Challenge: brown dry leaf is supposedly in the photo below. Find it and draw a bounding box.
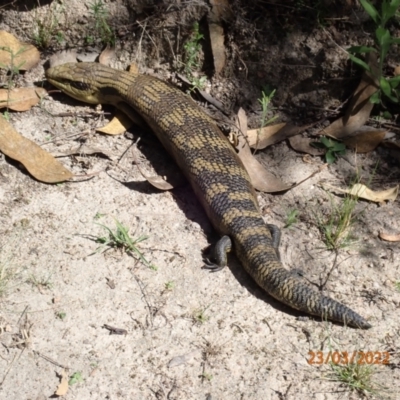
[54,369,69,396]
[208,22,225,74]
[236,108,292,193]
[248,123,310,149]
[322,183,398,203]
[49,50,78,68]
[99,45,116,66]
[208,0,230,74]
[288,135,325,155]
[0,87,47,111]
[394,65,400,76]
[96,111,133,135]
[0,115,73,183]
[320,53,379,139]
[128,62,139,74]
[379,232,400,242]
[342,127,386,153]
[0,30,40,71]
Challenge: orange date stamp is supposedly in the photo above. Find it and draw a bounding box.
[307,351,390,365]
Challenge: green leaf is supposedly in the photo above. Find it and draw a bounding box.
[375,27,391,60]
[380,77,392,96]
[391,37,400,44]
[320,136,333,148]
[369,91,381,104]
[69,371,83,385]
[359,0,380,23]
[388,75,400,88]
[347,46,377,54]
[325,150,335,164]
[381,0,400,24]
[332,142,346,152]
[348,54,371,72]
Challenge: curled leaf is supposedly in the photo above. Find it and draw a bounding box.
[320,53,379,139]
[342,128,386,153]
[322,183,398,203]
[96,111,133,135]
[0,115,73,183]
[0,87,47,111]
[54,369,69,396]
[0,30,40,71]
[235,108,292,193]
[379,232,400,242]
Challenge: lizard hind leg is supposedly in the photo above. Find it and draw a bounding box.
[203,235,232,272]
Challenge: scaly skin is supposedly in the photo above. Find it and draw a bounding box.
[46,62,371,329]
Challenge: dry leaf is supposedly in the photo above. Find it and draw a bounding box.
[342,127,386,153]
[394,65,400,76]
[99,45,116,66]
[208,0,230,74]
[320,53,379,139]
[49,50,78,68]
[236,108,292,193]
[208,22,225,74]
[55,369,69,396]
[0,87,47,111]
[247,123,310,149]
[0,31,40,71]
[288,135,325,155]
[379,232,400,242]
[96,111,133,135]
[0,115,73,183]
[128,62,139,74]
[247,123,286,147]
[322,183,398,203]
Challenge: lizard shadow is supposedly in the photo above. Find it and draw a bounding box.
[121,130,337,326]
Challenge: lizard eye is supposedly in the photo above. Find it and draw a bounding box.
[71,81,89,91]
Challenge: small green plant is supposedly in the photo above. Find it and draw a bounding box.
[1,111,11,121]
[395,281,400,291]
[164,281,175,290]
[253,86,277,152]
[56,311,66,320]
[348,0,400,103]
[200,372,213,381]
[55,31,65,45]
[88,0,115,45]
[0,46,27,91]
[183,22,206,90]
[94,220,155,269]
[316,191,359,250]
[28,273,53,290]
[193,306,210,325]
[68,371,84,386]
[32,2,65,49]
[94,212,105,220]
[284,209,299,228]
[328,362,382,396]
[312,136,346,164]
[184,22,203,75]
